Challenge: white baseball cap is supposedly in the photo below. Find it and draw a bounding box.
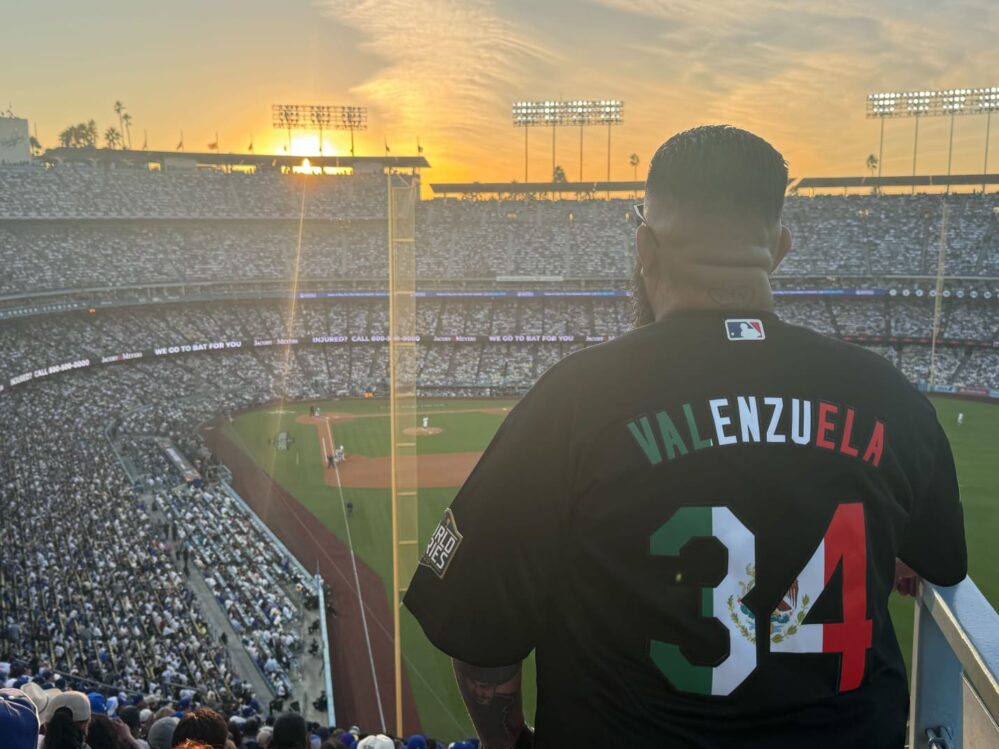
[357,735,395,749]
[44,690,91,724]
[19,682,59,718]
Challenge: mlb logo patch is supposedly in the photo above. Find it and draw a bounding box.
[725,318,765,341]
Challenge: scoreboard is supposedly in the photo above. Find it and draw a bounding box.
[0,117,30,164]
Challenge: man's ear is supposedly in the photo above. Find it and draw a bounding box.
[636,224,658,278]
[772,224,792,272]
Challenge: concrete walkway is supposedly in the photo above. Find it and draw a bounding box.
[146,493,274,706]
[288,589,331,726]
[143,486,332,725]
[184,564,275,705]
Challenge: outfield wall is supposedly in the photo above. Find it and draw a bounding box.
[919,383,999,403]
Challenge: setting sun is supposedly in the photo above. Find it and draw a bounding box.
[277,133,340,157]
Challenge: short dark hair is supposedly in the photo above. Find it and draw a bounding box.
[171,708,228,749]
[646,125,788,222]
[272,713,308,749]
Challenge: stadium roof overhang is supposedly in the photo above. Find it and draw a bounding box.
[431,180,640,195]
[40,147,430,170]
[430,174,999,195]
[794,174,999,189]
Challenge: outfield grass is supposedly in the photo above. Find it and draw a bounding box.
[888,397,999,675]
[226,395,998,738]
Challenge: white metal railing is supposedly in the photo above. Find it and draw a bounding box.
[219,478,336,723]
[316,572,337,727]
[909,577,999,748]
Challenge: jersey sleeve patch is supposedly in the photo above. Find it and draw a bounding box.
[420,508,464,579]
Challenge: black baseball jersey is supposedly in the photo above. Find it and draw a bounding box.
[404,309,967,748]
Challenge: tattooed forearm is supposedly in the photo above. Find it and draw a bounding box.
[453,659,530,749]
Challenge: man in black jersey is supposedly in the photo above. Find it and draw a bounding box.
[404,125,967,748]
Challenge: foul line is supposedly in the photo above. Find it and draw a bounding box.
[326,419,387,733]
[225,422,468,735]
[320,421,466,735]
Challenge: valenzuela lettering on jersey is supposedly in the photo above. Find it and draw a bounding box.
[626,396,885,468]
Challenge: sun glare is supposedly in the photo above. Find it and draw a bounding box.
[285,134,342,158]
[290,134,320,156]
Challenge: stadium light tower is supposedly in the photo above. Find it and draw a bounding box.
[310,106,334,156]
[272,104,303,154]
[272,104,368,156]
[866,87,999,193]
[334,106,368,157]
[513,99,623,183]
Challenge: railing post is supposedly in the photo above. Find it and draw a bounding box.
[909,578,999,748]
[910,583,963,747]
[316,572,337,728]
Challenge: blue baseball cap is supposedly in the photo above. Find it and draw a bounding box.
[0,688,40,749]
[88,692,107,715]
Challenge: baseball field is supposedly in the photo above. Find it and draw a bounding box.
[212,395,998,738]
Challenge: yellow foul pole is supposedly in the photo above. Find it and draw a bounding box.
[388,172,419,735]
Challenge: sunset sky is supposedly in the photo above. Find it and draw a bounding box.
[3,0,997,186]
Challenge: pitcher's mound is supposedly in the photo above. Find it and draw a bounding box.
[404,426,443,436]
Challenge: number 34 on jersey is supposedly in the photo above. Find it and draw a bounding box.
[649,502,872,697]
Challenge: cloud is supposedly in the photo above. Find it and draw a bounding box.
[587,0,999,173]
[316,0,999,179]
[319,0,558,174]
[591,0,998,89]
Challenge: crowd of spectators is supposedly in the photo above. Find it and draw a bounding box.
[0,296,996,394]
[0,339,517,743]
[779,193,998,276]
[0,164,387,220]
[0,165,995,294]
[153,485,310,699]
[0,222,388,293]
[0,685,472,749]
[0,352,323,723]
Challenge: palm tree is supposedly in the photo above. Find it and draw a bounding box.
[83,120,98,147]
[121,112,133,149]
[104,127,122,149]
[58,123,97,148]
[865,154,878,176]
[629,153,640,181]
[29,135,42,156]
[552,165,567,183]
[114,101,126,147]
